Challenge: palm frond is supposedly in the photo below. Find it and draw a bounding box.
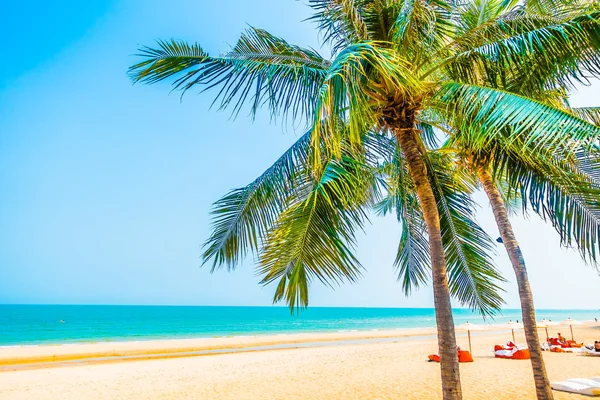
[572,107,600,126]
[375,150,430,294]
[202,131,312,271]
[435,83,600,157]
[437,10,600,94]
[129,28,330,121]
[395,199,431,293]
[457,0,519,32]
[129,39,208,84]
[391,0,452,63]
[572,147,600,186]
[496,147,600,266]
[258,155,374,311]
[525,0,581,16]
[308,0,370,54]
[417,121,440,148]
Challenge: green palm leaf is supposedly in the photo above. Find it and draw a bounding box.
[437,10,600,94]
[391,0,452,61]
[202,131,312,271]
[375,151,430,294]
[572,107,600,126]
[497,147,600,266]
[129,28,330,120]
[307,0,370,54]
[457,0,519,31]
[258,155,373,311]
[202,127,390,273]
[435,83,600,156]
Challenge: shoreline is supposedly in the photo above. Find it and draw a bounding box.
[2,305,598,348]
[1,326,599,399]
[2,322,598,370]
[0,327,438,368]
[3,318,598,348]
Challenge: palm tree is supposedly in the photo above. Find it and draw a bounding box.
[440,135,600,400]
[129,2,600,398]
[431,2,600,397]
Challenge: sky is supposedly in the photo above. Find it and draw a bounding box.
[1,0,599,310]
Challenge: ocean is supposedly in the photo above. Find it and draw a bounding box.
[0,305,597,346]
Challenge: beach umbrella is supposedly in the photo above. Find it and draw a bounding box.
[505,321,524,343]
[539,319,559,340]
[457,322,485,354]
[562,318,583,341]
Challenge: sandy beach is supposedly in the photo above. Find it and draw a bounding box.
[1,325,599,399]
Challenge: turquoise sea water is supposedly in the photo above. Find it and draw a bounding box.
[0,305,597,346]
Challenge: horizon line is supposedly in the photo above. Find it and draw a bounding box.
[1,303,598,311]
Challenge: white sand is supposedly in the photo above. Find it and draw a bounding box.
[1,325,599,399]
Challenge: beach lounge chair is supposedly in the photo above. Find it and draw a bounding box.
[551,377,600,396]
[494,342,530,359]
[549,346,585,353]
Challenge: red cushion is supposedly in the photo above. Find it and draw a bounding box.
[511,349,530,360]
[458,350,474,362]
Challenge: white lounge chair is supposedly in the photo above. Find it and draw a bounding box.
[551,377,600,396]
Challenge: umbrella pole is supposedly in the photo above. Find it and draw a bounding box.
[570,325,574,341]
[545,327,549,342]
[512,329,516,343]
[468,330,472,354]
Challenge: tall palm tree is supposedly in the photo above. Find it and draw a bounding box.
[438,135,600,400]
[431,1,600,397]
[129,2,600,398]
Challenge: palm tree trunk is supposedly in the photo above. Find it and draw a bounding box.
[396,128,462,400]
[477,166,553,400]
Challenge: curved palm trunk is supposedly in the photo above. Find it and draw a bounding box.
[477,166,553,400]
[396,128,462,400]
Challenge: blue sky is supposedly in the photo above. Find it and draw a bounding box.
[1,0,599,309]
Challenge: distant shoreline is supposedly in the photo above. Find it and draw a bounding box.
[1,319,598,348]
[2,322,599,371]
[0,327,439,370]
[0,328,437,371]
